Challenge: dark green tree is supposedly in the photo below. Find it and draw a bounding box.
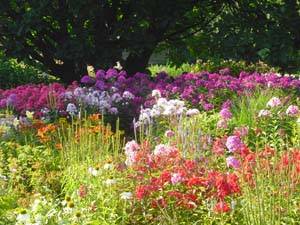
[164,0,300,73]
[0,0,230,83]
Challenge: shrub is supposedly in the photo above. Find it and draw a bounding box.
[0,53,57,89]
[148,59,280,77]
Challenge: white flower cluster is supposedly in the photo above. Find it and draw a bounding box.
[64,87,135,116]
[137,90,200,125]
[15,195,50,225]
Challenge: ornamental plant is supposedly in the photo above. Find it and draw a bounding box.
[123,140,241,224]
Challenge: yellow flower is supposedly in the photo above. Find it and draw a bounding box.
[25,111,34,119]
[13,118,20,127]
[87,65,95,77]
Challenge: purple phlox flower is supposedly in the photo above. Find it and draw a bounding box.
[105,68,118,79]
[226,156,241,169]
[109,107,118,115]
[220,108,232,120]
[96,69,106,80]
[226,136,243,153]
[203,103,214,111]
[95,80,106,90]
[6,94,17,107]
[80,75,95,84]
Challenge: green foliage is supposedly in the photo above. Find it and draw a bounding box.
[0,53,57,89]
[240,150,300,225]
[148,59,279,76]
[160,1,300,74]
[0,141,61,197]
[231,88,299,150]
[0,0,229,82]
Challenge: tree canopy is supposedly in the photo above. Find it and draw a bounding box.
[164,0,300,73]
[0,0,231,82]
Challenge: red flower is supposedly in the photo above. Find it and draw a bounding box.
[135,185,149,200]
[151,197,167,208]
[212,138,226,155]
[160,171,171,184]
[184,160,197,170]
[259,146,275,158]
[186,177,207,187]
[77,184,88,198]
[214,201,231,213]
[240,145,251,158]
[168,191,183,199]
[227,173,240,194]
[184,193,198,202]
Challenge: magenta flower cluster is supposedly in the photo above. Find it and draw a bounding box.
[1,68,300,120]
[81,69,300,112]
[0,82,78,117]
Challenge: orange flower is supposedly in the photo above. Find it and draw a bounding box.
[89,114,101,122]
[37,124,57,143]
[55,143,63,150]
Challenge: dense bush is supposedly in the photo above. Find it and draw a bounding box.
[0,53,56,89]
[148,59,280,77]
[1,68,299,133]
[0,87,299,224]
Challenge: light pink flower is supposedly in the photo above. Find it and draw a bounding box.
[217,119,228,129]
[124,140,140,166]
[186,108,200,116]
[165,130,175,138]
[226,156,241,169]
[153,144,177,156]
[171,173,184,184]
[258,109,271,117]
[286,105,299,117]
[266,97,281,108]
[234,126,249,137]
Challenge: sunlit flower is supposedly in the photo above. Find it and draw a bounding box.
[88,167,99,176]
[171,173,184,184]
[104,178,117,186]
[226,136,243,152]
[286,105,299,116]
[164,130,175,138]
[153,144,177,156]
[103,163,114,170]
[16,211,30,223]
[226,156,241,169]
[25,111,34,119]
[13,118,20,128]
[120,192,133,200]
[266,97,281,108]
[258,109,271,117]
[152,89,161,98]
[124,140,140,166]
[186,108,200,116]
[66,103,77,116]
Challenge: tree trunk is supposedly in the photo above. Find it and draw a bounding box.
[124,48,154,76]
[50,61,83,84]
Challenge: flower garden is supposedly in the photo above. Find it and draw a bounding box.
[0,67,300,225]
